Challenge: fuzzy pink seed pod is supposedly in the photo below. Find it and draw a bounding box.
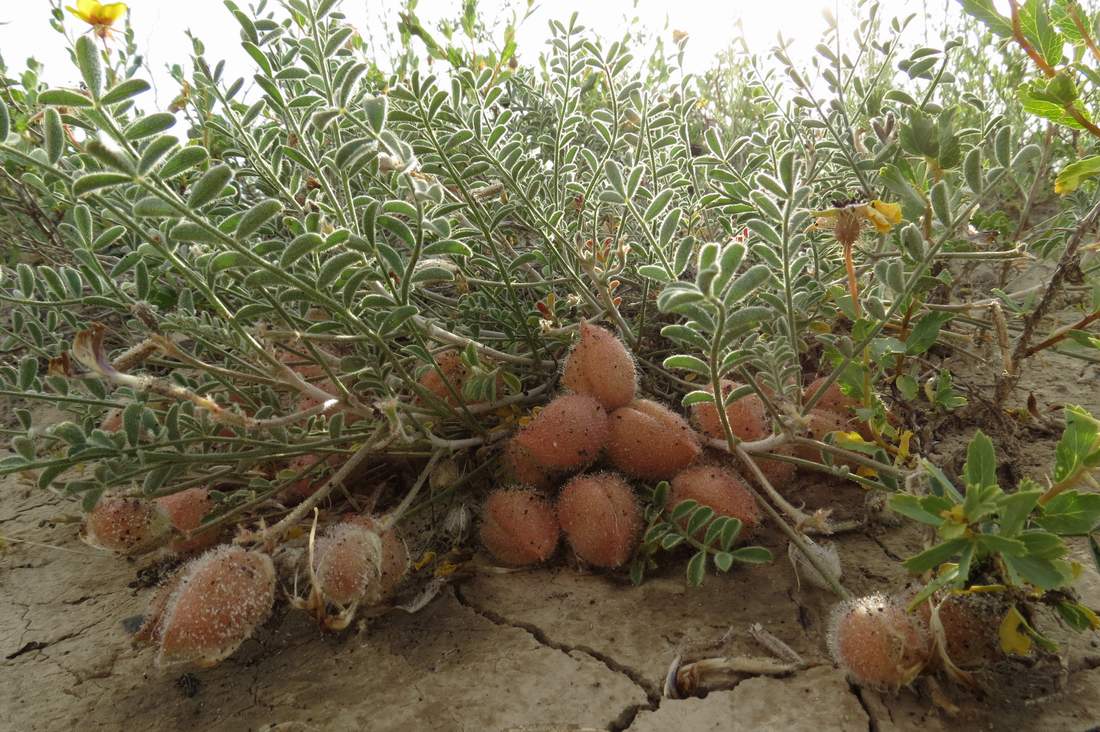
[792,409,850,462]
[804,376,859,413]
[479,489,560,566]
[557,473,641,568]
[82,495,171,555]
[691,380,769,441]
[827,594,931,690]
[345,515,410,602]
[912,592,1007,670]
[99,408,123,432]
[668,465,760,535]
[156,488,220,555]
[748,444,799,489]
[561,322,637,411]
[513,394,609,472]
[312,524,383,608]
[502,439,553,489]
[281,453,344,502]
[418,350,470,406]
[606,399,701,480]
[152,546,276,668]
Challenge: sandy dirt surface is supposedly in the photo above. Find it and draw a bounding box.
[2,342,1100,730]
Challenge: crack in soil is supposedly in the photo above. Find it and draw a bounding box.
[867,533,903,563]
[452,583,661,730]
[847,681,877,732]
[5,639,49,659]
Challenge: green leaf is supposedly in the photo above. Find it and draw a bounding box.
[123,112,176,141]
[133,196,178,218]
[75,36,103,97]
[364,95,388,135]
[187,164,233,208]
[978,533,1028,557]
[1054,406,1099,482]
[686,551,707,587]
[0,97,9,139]
[159,146,209,179]
[380,305,418,335]
[137,135,180,175]
[638,265,672,282]
[169,222,221,243]
[670,499,699,522]
[1090,533,1100,575]
[964,429,997,490]
[902,537,969,573]
[959,0,1012,37]
[43,108,63,164]
[1056,155,1100,195]
[422,240,472,257]
[1003,554,1073,590]
[101,78,151,105]
[1019,81,1091,131]
[38,88,94,108]
[728,546,773,564]
[723,264,770,306]
[998,489,1042,537]
[236,199,283,239]
[662,354,710,376]
[905,312,954,355]
[888,494,945,525]
[1036,491,1100,535]
[1018,0,1065,67]
[899,108,938,158]
[714,551,734,572]
[280,232,324,267]
[73,172,131,196]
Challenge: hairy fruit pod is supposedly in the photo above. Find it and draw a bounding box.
[479,488,560,566]
[513,394,609,472]
[557,473,641,568]
[607,399,700,480]
[561,322,637,411]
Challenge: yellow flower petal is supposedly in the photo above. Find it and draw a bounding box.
[98,3,128,23]
[870,200,902,225]
[998,606,1033,656]
[67,0,127,28]
[66,4,92,23]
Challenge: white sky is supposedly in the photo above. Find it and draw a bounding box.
[0,1,951,106]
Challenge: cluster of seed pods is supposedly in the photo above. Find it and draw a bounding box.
[827,589,1018,691]
[80,327,870,670]
[82,480,410,667]
[481,323,806,571]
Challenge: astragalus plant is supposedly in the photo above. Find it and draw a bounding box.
[0,0,1097,686]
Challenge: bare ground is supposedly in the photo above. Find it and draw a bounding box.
[3,337,1100,730]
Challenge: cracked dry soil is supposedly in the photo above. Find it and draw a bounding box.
[3,349,1100,730]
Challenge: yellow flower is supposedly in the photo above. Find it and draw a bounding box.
[810,199,904,242]
[66,0,127,39]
